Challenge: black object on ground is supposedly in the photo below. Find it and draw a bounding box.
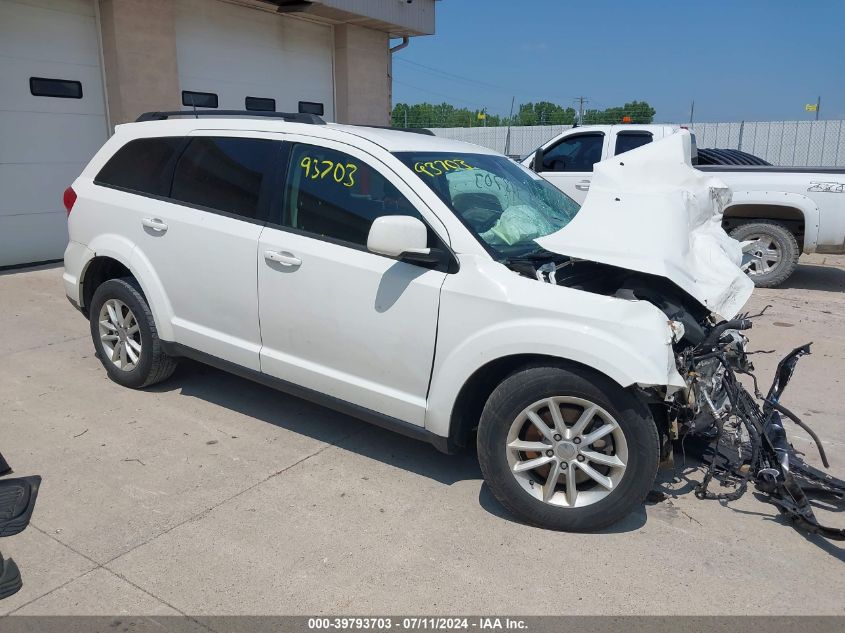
[0,476,41,537]
[0,553,22,600]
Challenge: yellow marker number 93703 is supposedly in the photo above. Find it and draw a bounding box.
[300,156,357,188]
[414,159,474,177]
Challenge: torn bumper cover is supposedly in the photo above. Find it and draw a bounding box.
[537,130,754,320]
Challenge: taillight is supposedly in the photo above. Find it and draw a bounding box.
[63,186,77,216]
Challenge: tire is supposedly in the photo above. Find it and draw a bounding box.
[89,277,177,388]
[477,365,659,531]
[730,222,799,288]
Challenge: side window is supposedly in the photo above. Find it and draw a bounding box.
[246,96,275,111]
[284,143,428,247]
[30,77,82,99]
[182,91,217,108]
[541,133,604,172]
[95,137,184,196]
[170,137,278,220]
[614,131,653,155]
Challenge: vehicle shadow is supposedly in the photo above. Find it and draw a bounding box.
[777,263,845,292]
[151,359,649,533]
[150,359,482,487]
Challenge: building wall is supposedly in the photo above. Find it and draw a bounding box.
[316,0,435,36]
[334,24,390,126]
[98,0,395,127]
[98,0,181,125]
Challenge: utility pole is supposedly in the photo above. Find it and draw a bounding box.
[689,100,695,125]
[403,106,408,128]
[574,96,588,125]
[504,96,515,156]
[816,96,821,121]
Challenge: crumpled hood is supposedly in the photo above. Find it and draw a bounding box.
[536,131,754,319]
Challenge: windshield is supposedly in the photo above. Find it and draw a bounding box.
[394,152,581,259]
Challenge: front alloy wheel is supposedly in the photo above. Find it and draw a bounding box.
[477,365,659,532]
[506,397,628,508]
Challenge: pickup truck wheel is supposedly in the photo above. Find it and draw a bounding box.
[89,278,177,389]
[477,365,658,531]
[730,222,799,288]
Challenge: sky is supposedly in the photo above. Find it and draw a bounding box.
[391,0,845,123]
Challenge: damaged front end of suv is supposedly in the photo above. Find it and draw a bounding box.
[398,132,842,535]
[528,132,845,539]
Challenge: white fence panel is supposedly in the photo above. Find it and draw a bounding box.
[427,120,845,166]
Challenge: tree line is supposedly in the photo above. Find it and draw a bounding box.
[390,100,656,128]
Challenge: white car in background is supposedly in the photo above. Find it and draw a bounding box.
[523,124,845,286]
[63,113,754,532]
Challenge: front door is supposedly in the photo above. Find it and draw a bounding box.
[537,131,607,203]
[257,138,449,425]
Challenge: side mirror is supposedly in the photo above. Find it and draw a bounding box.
[367,215,430,259]
[532,146,545,172]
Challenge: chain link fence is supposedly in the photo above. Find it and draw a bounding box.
[424,120,845,166]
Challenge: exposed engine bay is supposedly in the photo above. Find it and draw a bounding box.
[507,254,845,540]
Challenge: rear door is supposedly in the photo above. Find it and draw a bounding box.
[257,137,449,425]
[94,132,281,370]
[536,131,608,203]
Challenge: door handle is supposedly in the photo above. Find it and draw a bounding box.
[142,217,168,232]
[264,250,302,267]
[574,180,591,191]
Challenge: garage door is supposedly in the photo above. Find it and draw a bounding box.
[174,0,335,120]
[0,0,108,267]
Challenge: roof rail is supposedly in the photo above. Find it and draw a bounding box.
[135,110,326,124]
[360,125,435,136]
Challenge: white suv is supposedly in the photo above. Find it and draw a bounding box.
[63,112,752,531]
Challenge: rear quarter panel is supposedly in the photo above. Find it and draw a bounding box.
[708,169,845,253]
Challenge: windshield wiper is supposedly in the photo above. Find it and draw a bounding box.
[506,247,554,262]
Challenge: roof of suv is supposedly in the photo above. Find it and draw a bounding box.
[116,117,499,156]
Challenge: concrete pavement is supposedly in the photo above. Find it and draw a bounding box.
[0,256,843,616]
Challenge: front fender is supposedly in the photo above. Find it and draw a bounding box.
[726,191,820,253]
[425,300,684,439]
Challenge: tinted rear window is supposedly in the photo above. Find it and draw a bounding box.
[170,137,278,220]
[95,137,184,196]
[614,132,653,155]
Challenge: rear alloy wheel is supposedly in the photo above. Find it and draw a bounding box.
[89,277,177,389]
[98,299,142,372]
[477,365,658,531]
[730,222,799,288]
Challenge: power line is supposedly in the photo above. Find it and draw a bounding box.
[392,79,488,110]
[394,58,515,93]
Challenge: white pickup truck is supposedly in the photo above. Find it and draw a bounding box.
[522,124,845,286]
